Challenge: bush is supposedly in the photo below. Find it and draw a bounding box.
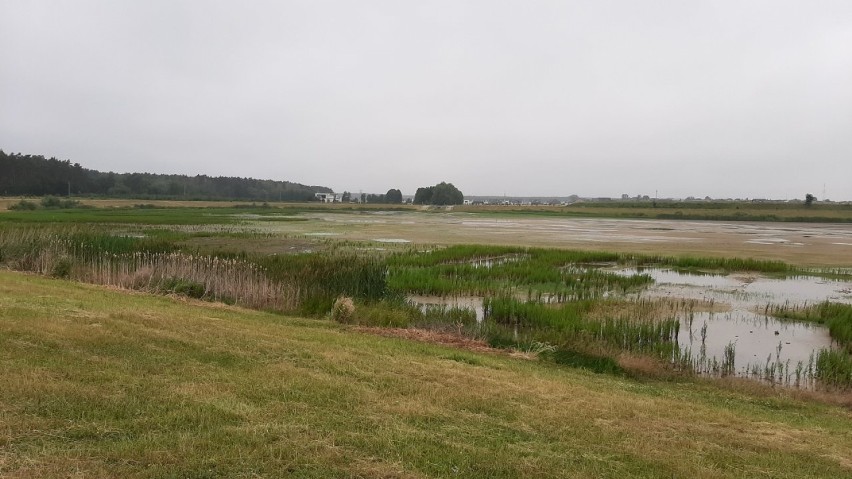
[40,196,82,209]
[159,277,206,299]
[51,257,73,279]
[8,200,38,211]
[331,296,356,323]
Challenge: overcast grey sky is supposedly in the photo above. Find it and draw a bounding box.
[1,1,851,199]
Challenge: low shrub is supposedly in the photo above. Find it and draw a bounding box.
[159,277,206,299]
[51,257,73,279]
[331,296,356,323]
[8,200,38,211]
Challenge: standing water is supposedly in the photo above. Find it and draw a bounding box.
[614,267,852,384]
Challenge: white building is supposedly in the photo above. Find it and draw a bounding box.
[315,192,341,203]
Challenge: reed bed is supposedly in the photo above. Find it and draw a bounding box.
[257,252,387,314]
[0,225,376,314]
[481,296,680,357]
[80,252,299,311]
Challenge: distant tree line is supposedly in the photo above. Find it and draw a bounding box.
[414,182,464,205]
[0,150,332,201]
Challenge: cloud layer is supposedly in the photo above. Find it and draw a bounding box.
[2,1,851,199]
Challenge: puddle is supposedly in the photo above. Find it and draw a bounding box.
[678,310,833,385]
[613,268,852,307]
[374,238,411,243]
[613,267,852,383]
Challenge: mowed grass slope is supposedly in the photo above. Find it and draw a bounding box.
[1,271,850,478]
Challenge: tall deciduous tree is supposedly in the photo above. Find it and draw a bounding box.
[385,188,402,203]
[431,182,464,205]
[413,186,433,205]
[805,193,816,206]
[414,182,463,205]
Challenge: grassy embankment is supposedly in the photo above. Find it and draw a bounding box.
[1,270,851,478]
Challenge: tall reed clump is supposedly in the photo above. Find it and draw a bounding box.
[481,296,679,356]
[255,252,387,315]
[0,224,177,273]
[645,255,792,274]
[81,252,299,311]
[815,349,852,388]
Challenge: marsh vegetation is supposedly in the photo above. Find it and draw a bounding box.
[2,206,851,390]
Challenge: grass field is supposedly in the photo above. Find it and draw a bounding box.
[1,270,851,478]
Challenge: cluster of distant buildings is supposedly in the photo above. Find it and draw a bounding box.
[318,192,848,205]
[314,192,414,204]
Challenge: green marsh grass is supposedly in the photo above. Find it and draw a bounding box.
[815,349,852,387]
[388,245,795,298]
[479,296,682,373]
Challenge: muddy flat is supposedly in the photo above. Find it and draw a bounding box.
[250,211,852,267]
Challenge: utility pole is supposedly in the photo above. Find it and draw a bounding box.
[68,181,71,197]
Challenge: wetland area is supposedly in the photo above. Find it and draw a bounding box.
[3,203,850,390]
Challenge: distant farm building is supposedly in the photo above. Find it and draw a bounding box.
[315,192,341,203]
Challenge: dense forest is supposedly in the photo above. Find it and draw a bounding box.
[0,150,332,201]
